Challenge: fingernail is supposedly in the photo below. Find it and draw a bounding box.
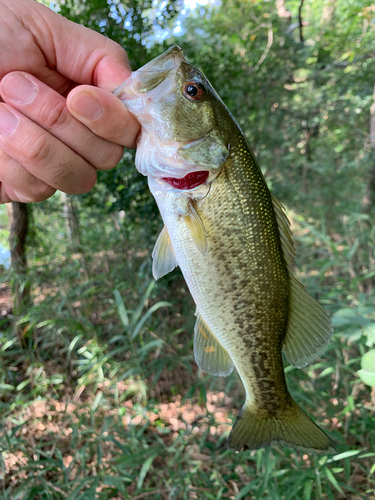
[2,74,36,104]
[70,92,103,121]
[0,107,19,136]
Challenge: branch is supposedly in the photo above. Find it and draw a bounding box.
[298,0,305,43]
[253,24,273,71]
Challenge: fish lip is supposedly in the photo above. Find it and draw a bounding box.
[132,46,185,94]
[114,46,185,99]
[137,46,185,75]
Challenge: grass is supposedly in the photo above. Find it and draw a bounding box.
[0,199,375,499]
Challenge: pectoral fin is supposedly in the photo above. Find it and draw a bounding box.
[183,202,208,256]
[152,226,178,280]
[194,310,234,377]
[283,276,333,368]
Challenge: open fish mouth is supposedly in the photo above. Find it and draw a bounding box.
[161,171,209,190]
[137,45,184,73]
[116,46,185,98]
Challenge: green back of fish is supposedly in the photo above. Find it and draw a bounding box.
[195,126,290,399]
[195,127,334,453]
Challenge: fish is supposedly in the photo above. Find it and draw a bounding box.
[115,46,335,453]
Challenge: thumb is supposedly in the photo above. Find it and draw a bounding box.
[83,40,132,92]
[23,0,133,91]
[52,21,132,91]
[67,85,140,149]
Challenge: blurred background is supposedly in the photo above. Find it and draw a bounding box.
[1,0,375,498]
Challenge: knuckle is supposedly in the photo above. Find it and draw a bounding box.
[22,133,52,164]
[98,145,124,170]
[105,38,124,56]
[40,100,71,131]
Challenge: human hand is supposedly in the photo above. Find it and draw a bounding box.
[0,0,139,203]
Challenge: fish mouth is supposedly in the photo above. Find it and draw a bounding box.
[117,46,185,98]
[136,46,184,76]
[161,171,209,190]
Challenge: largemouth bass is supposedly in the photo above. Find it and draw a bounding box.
[116,46,334,453]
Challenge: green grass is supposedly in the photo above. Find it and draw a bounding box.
[0,203,375,499]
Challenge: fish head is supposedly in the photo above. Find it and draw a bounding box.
[116,46,234,192]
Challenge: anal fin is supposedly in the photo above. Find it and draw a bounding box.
[283,276,333,368]
[194,310,234,377]
[152,226,178,280]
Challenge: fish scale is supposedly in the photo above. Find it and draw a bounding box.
[155,142,292,412]
[118,45,335,453]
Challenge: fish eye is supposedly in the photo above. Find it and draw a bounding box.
[184,82,205,101]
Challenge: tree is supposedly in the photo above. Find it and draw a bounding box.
[172,0,375,223]
[7,201,30,314]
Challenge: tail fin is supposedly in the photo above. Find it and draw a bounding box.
[229,400,335,453]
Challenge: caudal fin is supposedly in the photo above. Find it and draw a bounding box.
[229,400,335,453]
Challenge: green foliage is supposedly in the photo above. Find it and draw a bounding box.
[171,0,375,224]
[1,196,375,498]
[1,0,375,498]
[358,350,375,387]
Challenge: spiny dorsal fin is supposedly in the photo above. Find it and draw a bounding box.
[283,276,333,368]
[194,310,234,377]
[271,194,295,267]
[183,202,208,256]
[152,226,178,280]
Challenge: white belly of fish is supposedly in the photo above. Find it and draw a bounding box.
[150,179,235,353]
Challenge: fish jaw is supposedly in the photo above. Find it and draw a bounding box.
[115,47,230,189]
[114,46,185,97]
[114,46,184,130]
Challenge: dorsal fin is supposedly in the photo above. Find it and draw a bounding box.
[283,276,334,368]
[152,226,178,280]
[271,196,333,367]
[272,194,295,267]
[194,310,234,377]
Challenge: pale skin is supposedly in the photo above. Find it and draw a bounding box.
[0,0,140,204]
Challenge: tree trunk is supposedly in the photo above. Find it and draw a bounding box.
[62,193,89,279]
[7,201,31,313]
[362,83,375,214]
